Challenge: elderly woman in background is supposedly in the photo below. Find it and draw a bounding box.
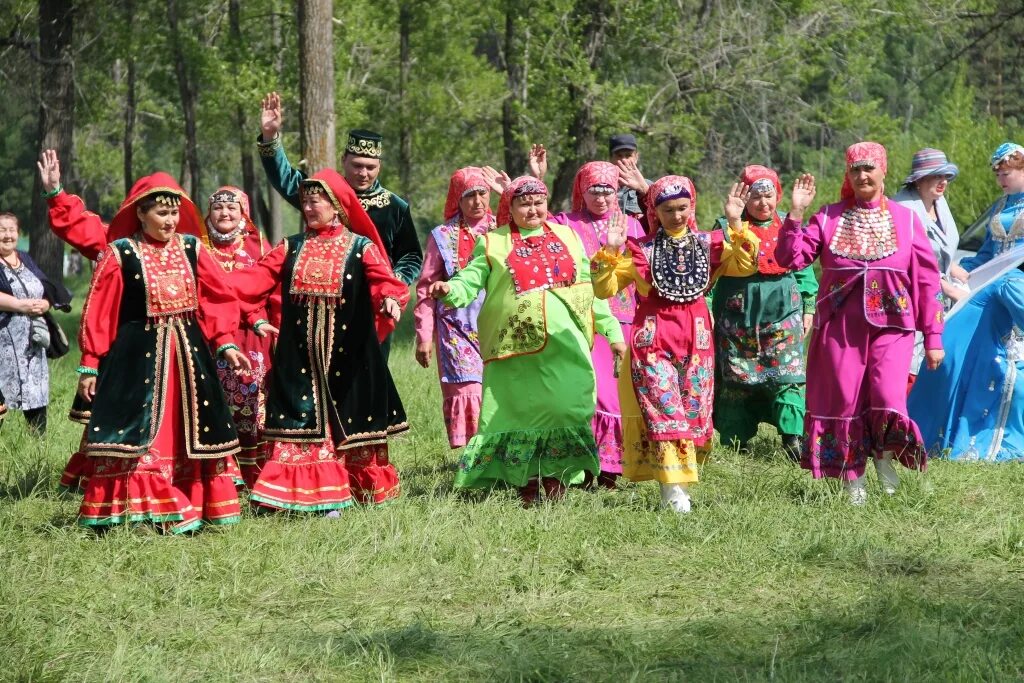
[547,161,645,488]
[892,148,964,387]
[593,177,758,513]
[775,142,945,505]
[414,167,500,449]
[0,212,58,435]
[204,186,280,488]
[429,176,625,505]
[709,166,818,460]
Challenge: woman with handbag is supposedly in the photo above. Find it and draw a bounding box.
[0,211,68,435]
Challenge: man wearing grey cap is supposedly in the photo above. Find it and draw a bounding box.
[609,133,649,218]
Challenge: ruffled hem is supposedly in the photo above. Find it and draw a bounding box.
[59,447,92,493]
[173,456,245,523]
[453,424,598,489]
[594,411,624,474]
[250,443,353,512]
[347,444,401,505]
[235,442,268,489]
[442,393,481,448]
[804,408,926,480]
[79,467,204,532]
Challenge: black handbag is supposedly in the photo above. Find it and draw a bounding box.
[43,311,69,359]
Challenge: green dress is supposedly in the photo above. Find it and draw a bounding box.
[709,213,818,443]
[443,222,623,489]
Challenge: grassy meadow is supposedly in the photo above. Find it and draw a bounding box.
[2,299,1024,682]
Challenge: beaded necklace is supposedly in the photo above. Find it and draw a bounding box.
[828,197,897,261]
[649,228,710,302]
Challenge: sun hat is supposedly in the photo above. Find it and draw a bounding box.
[903,148,959,186]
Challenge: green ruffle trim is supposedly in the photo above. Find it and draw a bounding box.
[79,514,203,535]
[454,424,598,490]
[248,494,354,513]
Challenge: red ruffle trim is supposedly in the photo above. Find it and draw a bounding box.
[347,444,401,505]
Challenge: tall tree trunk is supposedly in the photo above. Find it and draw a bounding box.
[30,0,75,285]
[230,0,258,220]
[167,0,200,195]
[297,0,335,173]
[501,4,527,176]
[397,1,412,196]
[122,0,136,195]
[266,0,283,241]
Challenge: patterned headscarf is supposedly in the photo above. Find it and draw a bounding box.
[205,185,256,243]
[497,176,549,227]
[741,165,782,198]
[841,141,887,200]
[571,161,620,212]
[443,167,491,222]
[991,142,1024,170]
[645,175,697,231]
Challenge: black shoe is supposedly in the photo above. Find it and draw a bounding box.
[781,435,803,463]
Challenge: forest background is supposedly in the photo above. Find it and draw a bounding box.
[1,0,1023,282]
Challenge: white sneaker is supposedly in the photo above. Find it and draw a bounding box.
[874,453,899,495]
[844,475,867,506]
[660,483,692,514]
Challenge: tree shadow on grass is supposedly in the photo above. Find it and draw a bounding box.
[278,576,1024,681]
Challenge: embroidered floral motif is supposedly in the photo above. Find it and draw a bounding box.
[631,351,713,441]
[695,317,711,350]
[865,279,910,317]
[634,316,656,349]
[489,296,545,359]
[717,312,806,385]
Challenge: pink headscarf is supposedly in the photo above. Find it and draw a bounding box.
[645,175,697,231]
[740,165,782,198]
[497,176,549,227]
[571,161,620,212]
[841,141,887,201]
[443,167,491,222]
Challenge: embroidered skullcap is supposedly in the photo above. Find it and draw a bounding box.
[345,129,383,159]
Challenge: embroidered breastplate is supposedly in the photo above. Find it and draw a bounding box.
[829,201,898,261]
[289,230,355,299]
[988,195,1024,245]
[648,230,710,303]
[505,224,578,296]
[133,234,198,318]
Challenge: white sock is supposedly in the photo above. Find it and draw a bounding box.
[660,483,691,513]
[844,475,867,506]
[874,451,899,494]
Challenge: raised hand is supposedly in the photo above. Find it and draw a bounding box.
[428,281,451,300]
[260,91,283,140]
[605,212,628,251]
[724,182,750,226]
[37,149,61,193]
[615,158,648,193]
[528,144,548,180]
[481,166,511,194]
[790,173,816,216]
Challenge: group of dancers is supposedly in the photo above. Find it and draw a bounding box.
[23,92,1024,528]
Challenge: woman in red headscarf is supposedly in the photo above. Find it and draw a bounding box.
[233,169,409,512]
[593,176,758,513]
[41,165,251,533]
[709,166,818,460]
[428,176,625,505]
[547,161,645,488]
[204,187,281,487]
[775,142,945,505]
[414,167,501,448]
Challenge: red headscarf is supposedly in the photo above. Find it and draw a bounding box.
[571,161,620,212]
[443,167,491,222]
[497,176,549,227]
[645,175,697,232]
[740,165,782,198]
[301,168,389,257]
[107,172,205,243]
[841,141,887,201]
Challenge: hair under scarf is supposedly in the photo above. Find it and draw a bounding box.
[443,167,491,222]
[571,161,620,213]
[300,168,389,257]
[107,172,206,244]
[841,141,888,201]
[645,175,697,231]
[496,176,549,227]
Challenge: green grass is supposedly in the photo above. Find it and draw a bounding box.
[2,303,1024,681]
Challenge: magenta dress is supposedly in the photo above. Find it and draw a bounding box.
[551,210,643,474]
[414,215,494,447]
[776,198,944,480]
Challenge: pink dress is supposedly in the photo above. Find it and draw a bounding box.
[414,215,493,448]
[776,198,944,479]
[550,209,643,474]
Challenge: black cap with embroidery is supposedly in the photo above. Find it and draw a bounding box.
[346,129,383,159]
